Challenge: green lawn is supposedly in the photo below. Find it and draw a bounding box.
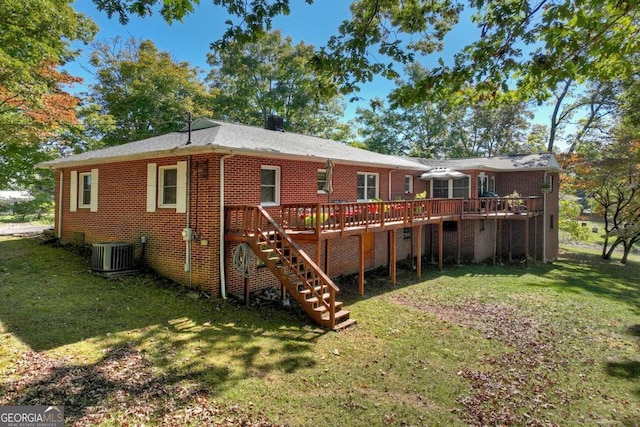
[1,236,639,426]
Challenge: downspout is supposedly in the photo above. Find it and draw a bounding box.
[57,170,63,239]
[219,152,235,299]
[186,155,192,285]
[388,169,397,200]
[543,171,548,263]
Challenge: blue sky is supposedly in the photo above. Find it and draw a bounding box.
[67,0,482,121]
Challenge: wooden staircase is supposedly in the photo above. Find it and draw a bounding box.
[241,206,355,330]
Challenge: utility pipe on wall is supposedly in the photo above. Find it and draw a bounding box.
[219,152,235,299]
[57,171,64,239]
[543,170,548,263]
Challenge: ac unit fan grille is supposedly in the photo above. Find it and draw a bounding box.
[91,242,134,272]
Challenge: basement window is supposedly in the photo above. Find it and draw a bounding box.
[443,221,458,232]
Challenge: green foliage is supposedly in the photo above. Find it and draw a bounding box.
[559,199,591,242]
[303,212,328,227]
[0,0,97,188]
[206,30,351,140]
[82,37,216,148]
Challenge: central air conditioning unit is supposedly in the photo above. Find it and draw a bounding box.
[91,242,135,272]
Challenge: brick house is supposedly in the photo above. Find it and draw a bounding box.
[39,118,561,329]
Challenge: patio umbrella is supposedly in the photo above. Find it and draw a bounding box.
[419,167,466,180]
[323,159,334,201]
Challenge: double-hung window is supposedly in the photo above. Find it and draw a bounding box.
[432,179,449,198]
[79,173,92,208]
[357,172,378,201]
[431,176,470,199]
[159,166,178,207]
[261,165,280,206]
[317,169,327,194]
[70,169,98,212]
[404,175,413,194]
[146,161,187,213]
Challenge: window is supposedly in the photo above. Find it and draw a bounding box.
[70,169,98,212]
[453,177,469,198]
[432,179,448,198]
[478,173,488,196]
[317,169,327,193]
[159,166,178,207]
[147,162,187,213]
[443,221,458,232]
[490,175,496,192]
[404,175,413,194]
[261,166,280,206]
[431,176,470,199]
[357,172,378,200]
[79,173,92,208]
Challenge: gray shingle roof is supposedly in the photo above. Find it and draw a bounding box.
[39,119,426,170]
[411,154,562,172]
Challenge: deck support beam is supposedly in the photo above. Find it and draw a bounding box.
[359,234,365,295]
[525,218,530,268]
[389,229,396,286]
[416,225,422,279]
[324,239,330,276]
[456,220,461,265]
[438,220,443,271]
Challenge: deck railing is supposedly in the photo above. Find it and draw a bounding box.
[226,197,542,239]
[277,197,541,235]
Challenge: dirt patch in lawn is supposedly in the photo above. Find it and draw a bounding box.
[1,345,281,426]
[394,296,577,427]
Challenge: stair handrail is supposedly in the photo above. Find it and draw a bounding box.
[254,206,339,326]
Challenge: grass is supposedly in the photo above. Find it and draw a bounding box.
[1,236,640,426]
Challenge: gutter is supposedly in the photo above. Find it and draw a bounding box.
[219,152,235,299]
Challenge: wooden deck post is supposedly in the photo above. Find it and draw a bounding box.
[416,225,422,279]
[438,220,443,271]
[324,239,330,276]
[359,234,365,295]
[456,220,461,265]
[389,229,397,286]
[509,221,513,262]
[525,218,530,268]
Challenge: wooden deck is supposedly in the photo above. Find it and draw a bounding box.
[224,197,544,307]
[226,197,543,242]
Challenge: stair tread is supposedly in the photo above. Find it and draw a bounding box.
[333,318,357,331]
[321,309,350,320]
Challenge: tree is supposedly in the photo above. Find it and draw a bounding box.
[206,30,349,140]
[0,0,97,187]
[93,0,640,109]
[563,137,640,264]
[82,37,215,148]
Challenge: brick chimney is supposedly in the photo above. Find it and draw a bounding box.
[266,115,285,132]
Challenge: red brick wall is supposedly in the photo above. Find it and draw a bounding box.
[54,154,222,294]
[53,151,560,300]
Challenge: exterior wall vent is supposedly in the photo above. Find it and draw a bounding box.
[91,242,134,272]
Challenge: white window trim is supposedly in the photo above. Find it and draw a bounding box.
[71,169,98,212]
[317,168,327,194]
[357,172,379,201]
[261,165,281,206]
[158,165,178,208]
[404,175,413,194]
[430,175,471,199]
[78,172,92,208]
